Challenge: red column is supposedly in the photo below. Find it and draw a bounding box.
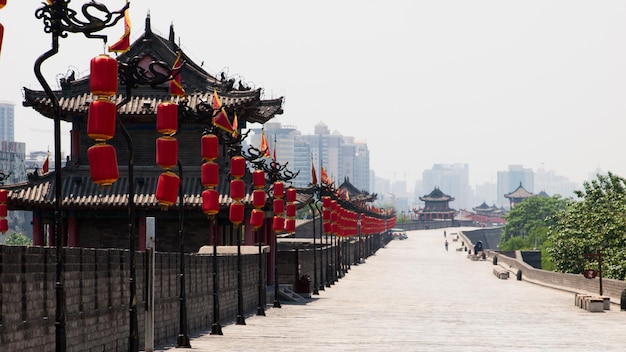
[32,211,44,246]
[67,213,79,247]
[71,128,80,163]
[137,216,146,251]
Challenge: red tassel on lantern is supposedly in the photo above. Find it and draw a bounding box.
[155,172,180,207]
[230,156,246,178]
[87,99,116,141]
[230,179,245,201]
[250,208,264,229]
[87,143,119,186]
[156,101,178,135]
[201,189,220,216]
[252,189,265,208]
[229,202,245,225]
[201,162,219,189]
[90,54,118,97]
[201,134,219,161]
[252,169,265,189]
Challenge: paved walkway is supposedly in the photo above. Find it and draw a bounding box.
[155,227,626,352]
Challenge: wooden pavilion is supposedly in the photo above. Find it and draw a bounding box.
[415,187,456,220]
[504,182,533,209]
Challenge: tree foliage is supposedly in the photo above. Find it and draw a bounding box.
[501,195,569,242]
[3,232,32,246]
[547,172,626,279]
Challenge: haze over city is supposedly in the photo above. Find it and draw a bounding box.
[1,1,624,187]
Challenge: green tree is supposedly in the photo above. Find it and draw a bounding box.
[547,172,626,279]
[501,195,569,242]
[4,232,32,246]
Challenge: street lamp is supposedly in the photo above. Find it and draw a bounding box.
[33,1,128,351]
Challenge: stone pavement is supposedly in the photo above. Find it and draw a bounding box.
[154,227,626,352]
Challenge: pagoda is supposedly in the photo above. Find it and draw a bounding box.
[415,187,456,220]
[8,15,290,252]
[504,182,533,208]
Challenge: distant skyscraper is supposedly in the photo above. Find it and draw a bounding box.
[422,163,471,210]
[0,101,15,142]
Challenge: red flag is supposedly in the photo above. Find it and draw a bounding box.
[169,51,185,96]
[212,109,234,134]
[311,159,318,185]
[260,129,270,158]
[212,88,222,109]
[272,135,277,161]
[321,166,330,185]
[108,3,131,53]
[42,154,49,174]
[231,112,239,138]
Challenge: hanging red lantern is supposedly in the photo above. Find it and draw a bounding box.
[87,99,117,141]
[0,1,6,10]
[273,182,284,198]
[201,134,219,161]
[252,169,265,189]
[90,54,118,97]
[156,136,178,169]
[323,222,332,234]
[252,189,265,209]
[286,203,296,218]
[250,208,264,229]
[230,156,246,178]
[0,189,7,203]
[0,203,6,217]
[285,219,296,233]
[323,196,331,209]
[201,189,220,216]
[229,202,245,225]
[87,143,119,186]
[201,161,219,189]
[323,209,331,221]
[155,171,180,207]
[273,199,284,215]
[0,218,7,233]
[230,179,245,201]
[286,187,297,203]
[0,24,4,60]
[156,101,178,135]
[272,216,284,233]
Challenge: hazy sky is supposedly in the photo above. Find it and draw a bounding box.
[1,1,625,186]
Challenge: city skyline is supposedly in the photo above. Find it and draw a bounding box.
[1,1,625,187]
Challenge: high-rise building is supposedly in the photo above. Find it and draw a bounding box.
[422,163,472,210]
[353,140,370,193]
[0,101,15,142]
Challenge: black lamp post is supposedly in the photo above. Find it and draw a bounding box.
[176,160,191,347]
[256,224,266,316]
[209,213,222,335]
[314,202,324,292]
[34,2,128,351]
[308,203,319,295]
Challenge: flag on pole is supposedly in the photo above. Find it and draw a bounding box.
[42,152,49,174]
[260,128,270,158]
[310,158,318,185]
[211,88,235,133]
[231,112,239,138]
[321,166,330,185]
[272,135,277,161]
[212,88,222,109]
[108,1,131,53]
[169,51,186,96]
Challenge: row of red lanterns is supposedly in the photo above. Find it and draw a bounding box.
[154,101,180,208]
[249,169,266,229]
[228,156,246,226]
[200,133,220,217]
[87,54,119,187]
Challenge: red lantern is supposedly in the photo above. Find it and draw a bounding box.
[0,189,7,203]
[201,134,219,161]
[90,54,118,97]
[323,222,332,233]
[156,136,178,169]
[286,187,297,203]
[0,203,6,217]
[286,203,296,218]
[230,179,245,201]
[285,219,296,233]
[273,182,284,198]
[201,189,220,216]
[156,101,178,135]
[272,216,284,233]
[273,199,284,215]
[155,172,180,207]
[229,202,245,225]
[230,156,246,178]
[201,162,219,189]
[250,209,264,229]
[0,218,7,233]
[323,209,331,221]
[0,1,6,10]
[252,169,265,189]
[87,143,119,186]
[252,189,265,209]
[323,196,331,208]
[87,99,117,141]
